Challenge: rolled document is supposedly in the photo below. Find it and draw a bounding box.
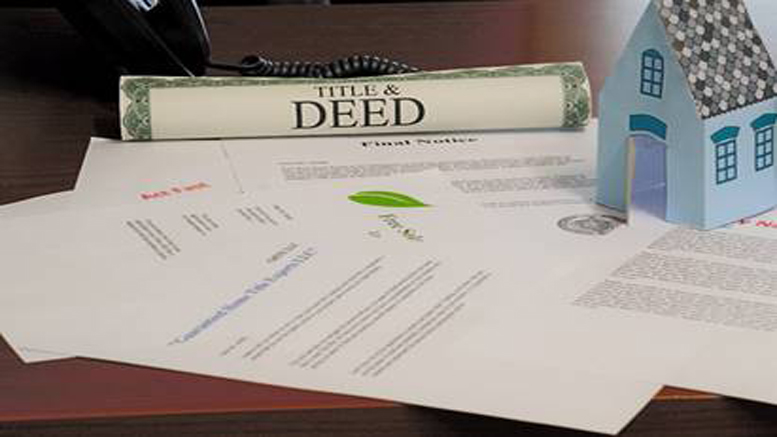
[119,62,590,141]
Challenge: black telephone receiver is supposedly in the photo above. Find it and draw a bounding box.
[58,0,210,76]
[57,0,418,78]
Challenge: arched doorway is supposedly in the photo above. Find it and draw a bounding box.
[626,115,668,221]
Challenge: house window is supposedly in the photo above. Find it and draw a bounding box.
[640,49,664,98]
[751,113,777,172]
[715,140,738,184]
[711,127,740,185]
[755,128,774,171]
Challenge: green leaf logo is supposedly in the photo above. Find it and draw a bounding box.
[348,191,430,208]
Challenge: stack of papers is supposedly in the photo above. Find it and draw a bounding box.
[4,122,777,435]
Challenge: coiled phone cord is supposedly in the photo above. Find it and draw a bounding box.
[207,54,419,78]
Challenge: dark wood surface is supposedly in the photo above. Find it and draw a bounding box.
[3,2,777,435]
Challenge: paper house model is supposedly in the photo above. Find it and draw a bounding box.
[597,0,777,229]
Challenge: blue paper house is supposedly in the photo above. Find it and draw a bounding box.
[597,0,777,229]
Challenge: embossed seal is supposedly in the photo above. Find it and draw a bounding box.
[557,214,624,236]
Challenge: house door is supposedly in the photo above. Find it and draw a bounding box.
[626,115,668,221]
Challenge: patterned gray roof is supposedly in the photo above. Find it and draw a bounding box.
[653,0,777,119]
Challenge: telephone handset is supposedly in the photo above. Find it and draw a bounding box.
[57,0,418,78]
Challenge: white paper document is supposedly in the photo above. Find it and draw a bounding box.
[0,126,650,346]
[454,204,777,409]
[576,217,777,404]
[224,125,597,207]
[75,124,597,208]
[0,191,82,362]
[0,179,660,434]
[0,191,74,219]
[74,137,240,203]
[8,126,599,363]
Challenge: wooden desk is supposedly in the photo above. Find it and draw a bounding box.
[2,2,777,435]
